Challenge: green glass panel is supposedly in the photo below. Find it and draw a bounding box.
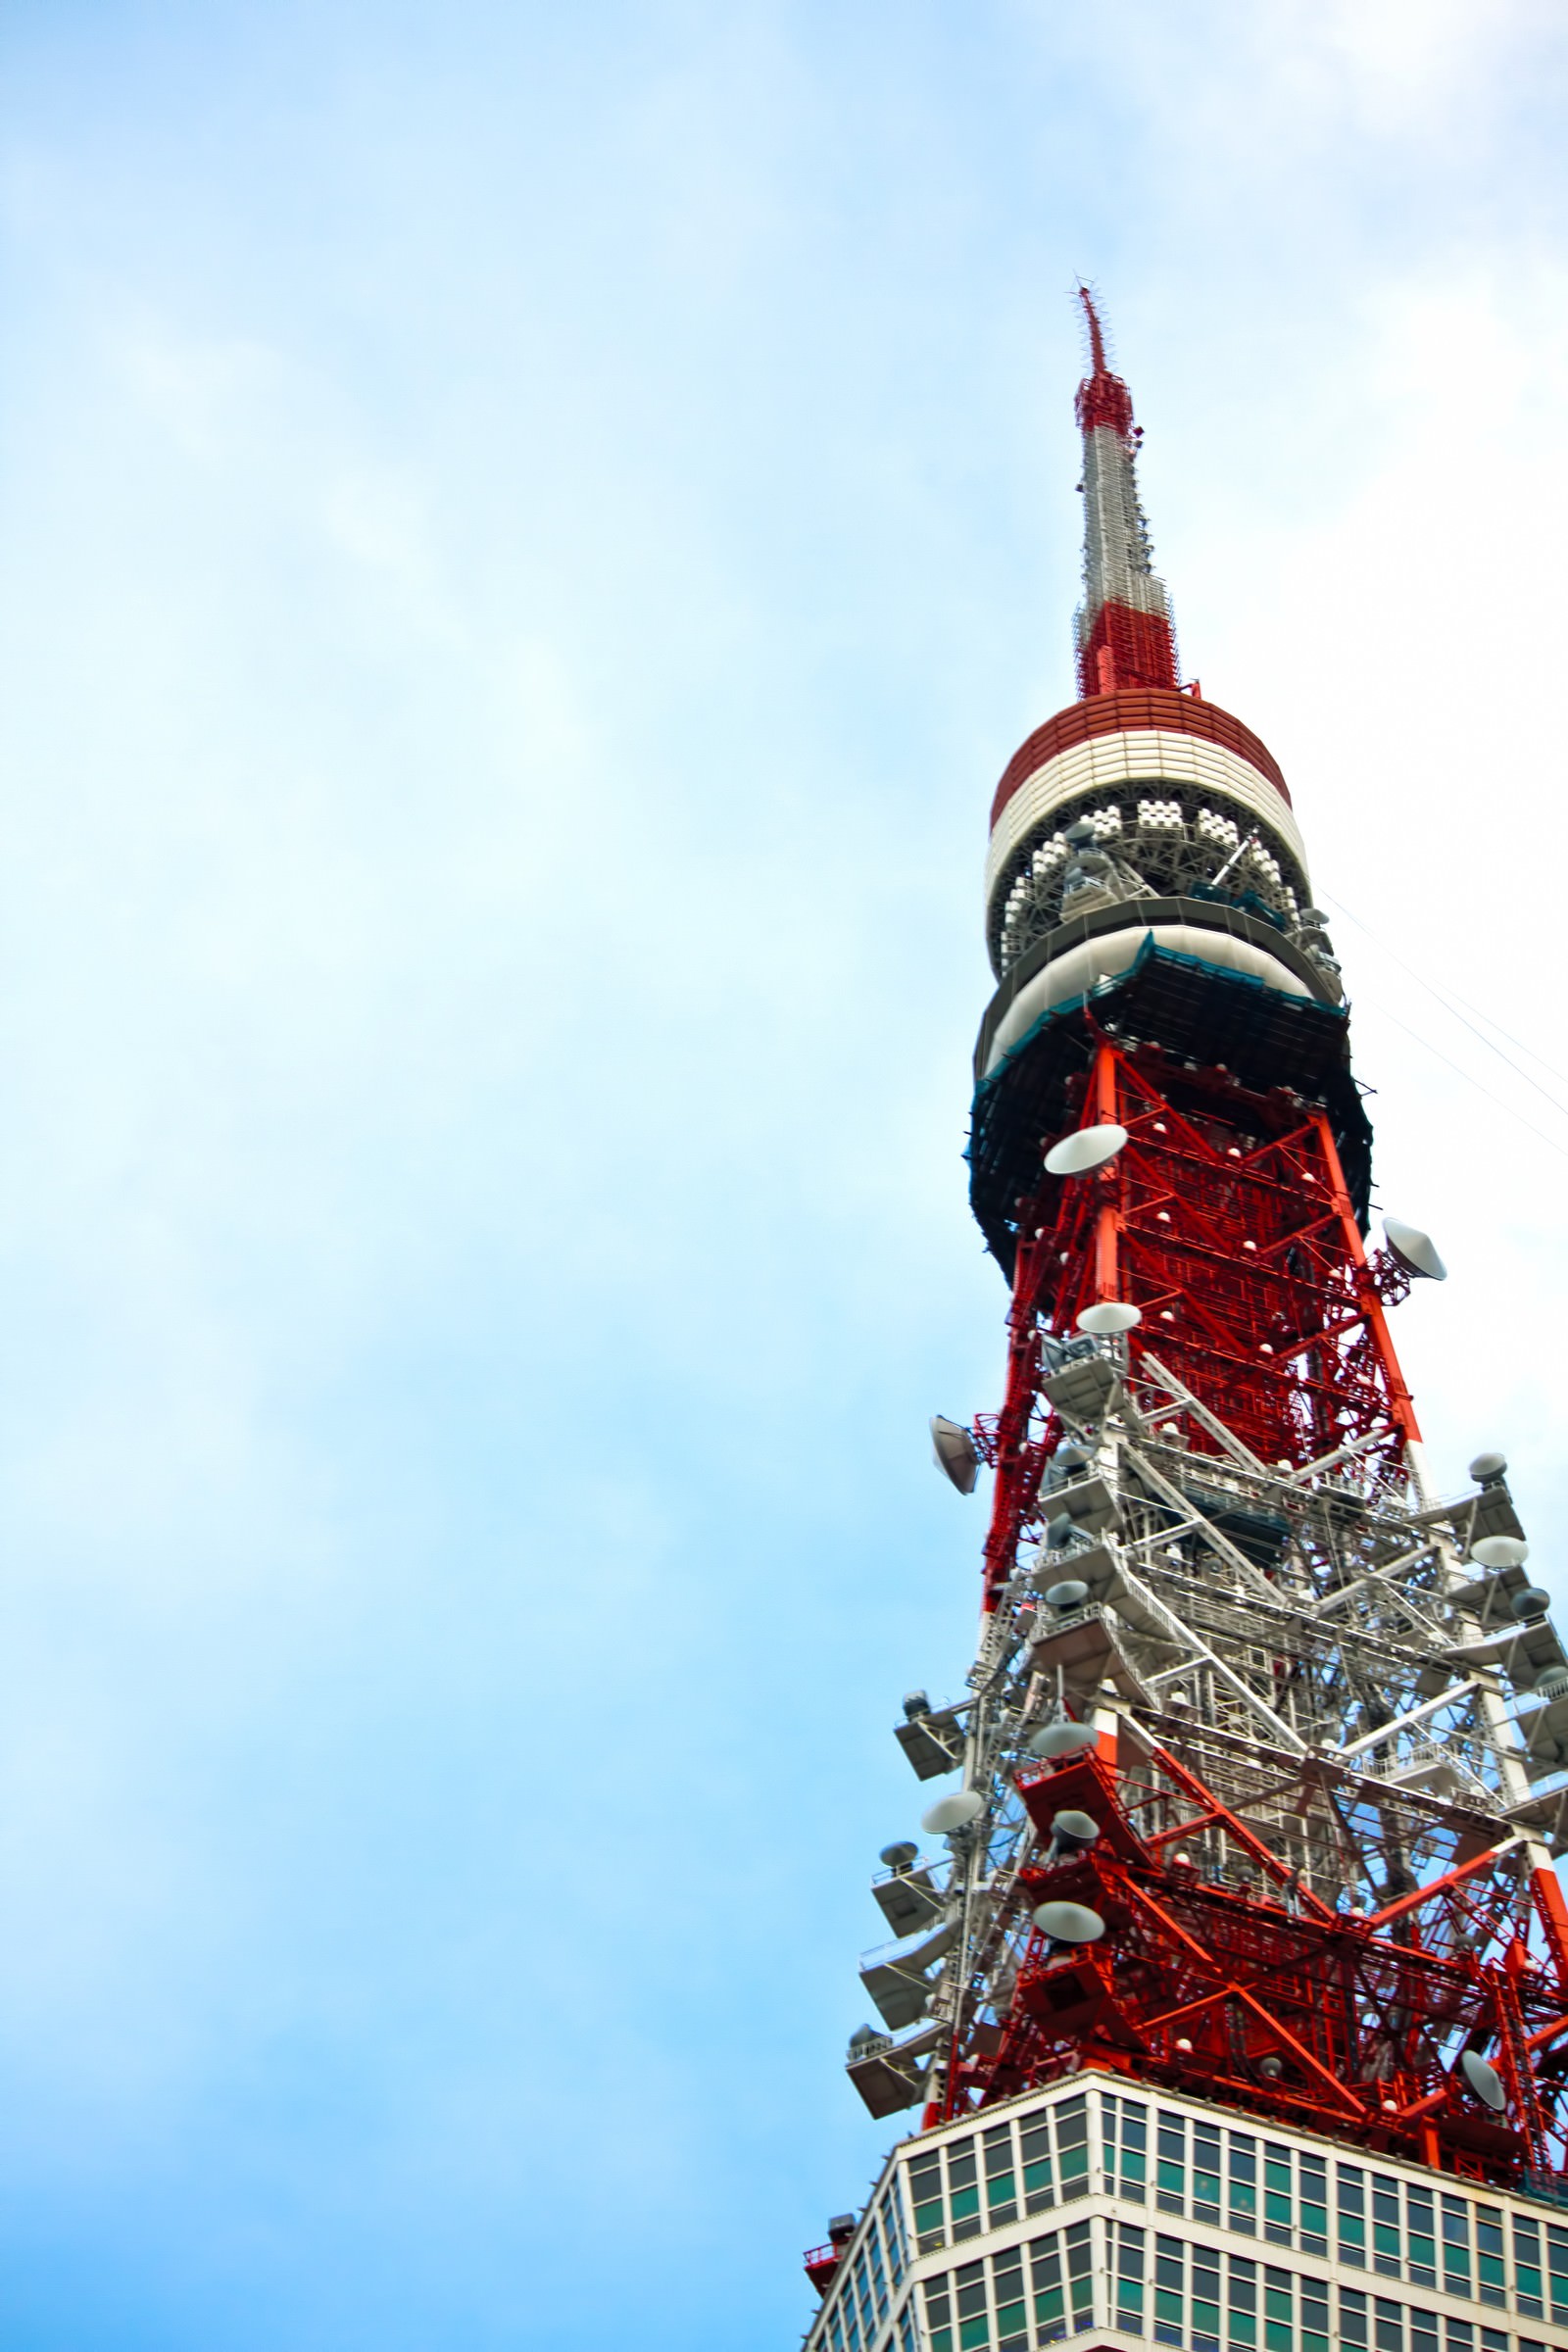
[950,2188,980,2221]
[958,2319,989,2351]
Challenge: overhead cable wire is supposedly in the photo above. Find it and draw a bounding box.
[1351,990,1568,1164]
[1325,891,1568,1119]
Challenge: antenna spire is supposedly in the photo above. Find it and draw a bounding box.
[1071,287,1177,697]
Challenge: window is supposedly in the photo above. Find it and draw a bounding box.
[898,2304,918,2352]
[1263,2143,1293,2247]
[1153,2232,1184,2347]
[1021,2118,1055,2216]
[1548,2223,1568,2321]
[1372,2176,1402,2278]
[1513,2212,1543,2317]
[1442,2196,1472,2300]
[1230,2134,1257,2235]
[1298,2276,1329,2352]
[1473,2207,1504,2308]
[922,2272,953,2352]
[1263,2264,1293,2352]
[1029,2230,1068,2345]
[1156,2111,1187,2216]
[949,2139,981,2242]
[868,2235,889,2322]
[1057,2096,1090,2201]
[1193,2242,1222,2352]
[1445,2321,1473,2351]
[1194,2123,1223,2224]
[1374,2296,1403,2351]
[1228,2253,1257,2348]
[993,2244,1027,2352]
[1408,2310,1439,2352]
[984,2123,1016,2228]
[1114,2221,1147,2334]
[1341,2285,1369,2348]
[910,2150,944,2252]
[1064,2219,1095,2332]
[1407,2186,1437,2289]
[1298,2155,1328,2257]
[955,2256,987,2351]
[1103,2094,1149,2201]
[1339,2165,1368,2267]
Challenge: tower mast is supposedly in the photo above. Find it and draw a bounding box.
[801,296,1568,2352]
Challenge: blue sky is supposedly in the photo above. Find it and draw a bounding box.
[3,3,1568,2345]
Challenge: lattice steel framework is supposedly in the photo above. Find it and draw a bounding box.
[810,294,1568,2311]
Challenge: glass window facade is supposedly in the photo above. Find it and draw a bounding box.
[816,2091,1568,2352]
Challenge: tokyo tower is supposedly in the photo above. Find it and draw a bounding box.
[800,292,1568,2352]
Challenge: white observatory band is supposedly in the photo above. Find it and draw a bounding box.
[983,923,1313,1079]
[984,726,1308,918]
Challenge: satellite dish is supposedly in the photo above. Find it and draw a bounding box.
[930,1415,980,1494]
[1472,1535,1529,1571]
[1384,1217,1446,1282]
[1029,1720,1098,1759]
[921,1789,984,1835]
[879,1840,919,1870]
[1044,1580,1090,1610]
[1077,1300,1142,1336]
[1045,1124,1128,1178]
[1459,2049,1507,2112]
[1050,1809,1102,1852]
[1469,1450,1507,1483]
[1514,1588,1552,1620]
[1032,1900,1106,1943]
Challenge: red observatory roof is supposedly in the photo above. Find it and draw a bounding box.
[989,687,1291,834]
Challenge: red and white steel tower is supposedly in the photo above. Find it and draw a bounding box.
[801,294,1568,2352]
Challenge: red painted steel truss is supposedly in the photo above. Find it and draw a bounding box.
[977,1040,1417,1610]
[961,1750,1568,2181]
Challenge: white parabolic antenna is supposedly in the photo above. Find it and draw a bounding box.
[930,1415,980,1494]
[1459,2049,1507,2112]
[1032,1900,1106,1943]
[921,1789,984,1835]
[1384,1217,1446,1281]
[1472,1534,1529,1571]
[1045,1123,1128,1178]
[1077,1300,1141,1335]
[1044,1580,1090,1609]
[1029,1721,1098,1759]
